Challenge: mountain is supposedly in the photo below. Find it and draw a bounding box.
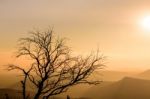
[137,69,150,80]
[6,77,150,99]
[100,70,136,81]
[9,80,113,99]
[61,81,113,98]
[0,88,22,99]
[0,70,136,89]
[85,77,150,99]
[4,70,150,99]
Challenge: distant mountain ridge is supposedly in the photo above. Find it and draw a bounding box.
[2,70,150,99]
[85,77,150,99]
[137,69,150,80]
[0,88,22,99]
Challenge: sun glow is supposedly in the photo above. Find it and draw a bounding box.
[140,16,150,31]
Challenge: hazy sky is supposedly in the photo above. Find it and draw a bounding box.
[1,0,150,72]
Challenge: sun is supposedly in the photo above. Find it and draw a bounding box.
[140,16,150,31]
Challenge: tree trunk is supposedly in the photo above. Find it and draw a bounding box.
[67,95,70,99]
[34,89,42,99]
[21,74,28,99]
[34,94,40,99]
[34,82,44,99]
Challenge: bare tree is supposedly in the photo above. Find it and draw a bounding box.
[7,29,104,99]
[8,65,32,99]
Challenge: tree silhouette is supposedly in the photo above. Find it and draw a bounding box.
[67,95,70,99]
[7,29,104,99]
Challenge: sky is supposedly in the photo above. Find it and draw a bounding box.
[1,0,150,72]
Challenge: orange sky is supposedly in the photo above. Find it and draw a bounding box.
[1,0,150,72]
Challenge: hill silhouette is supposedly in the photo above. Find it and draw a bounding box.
[100,70,136,81]
[3,70,150,99]
[0,88,22,99]
[85,77,150,99]
[137,69,150,80]
[61,81,113,98]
